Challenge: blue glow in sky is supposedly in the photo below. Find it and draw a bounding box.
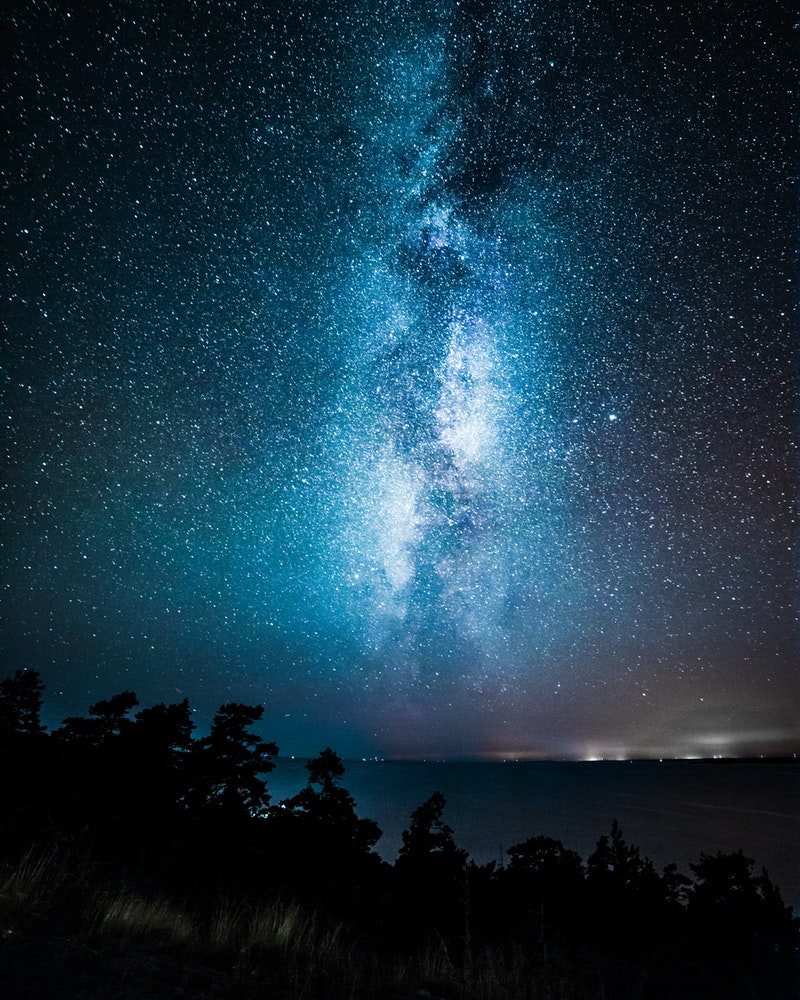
[4,0,797,759]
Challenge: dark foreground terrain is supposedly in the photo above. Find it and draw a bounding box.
[2,671,798,999]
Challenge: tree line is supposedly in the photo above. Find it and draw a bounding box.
[0,668,798,999]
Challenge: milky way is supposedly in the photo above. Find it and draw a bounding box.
[4,1,797,758]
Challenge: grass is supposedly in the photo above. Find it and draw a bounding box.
[0,855,595,1000]
[0,846,595,997]
[0,849,365,999]
[96,888,197,946]
[247,899,345,956]
[0,846,67,909]
[5,847,789,999]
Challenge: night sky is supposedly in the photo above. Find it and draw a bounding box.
[4,0,797,760]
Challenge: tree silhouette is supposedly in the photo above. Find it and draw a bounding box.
[506,834,584,882]
[585,818,666,940]
[588,820,642,885]
[306,746,346,797]
[398,791,466,864]
[133,699,195,760]
[660,861,693,908]
[504,834,584,929]
[281,747,381,854]
[0,669,49,852]
[260,749,386,919]
[188,703,277,819]
[0,669,46,740]
[689,849,799,945]
[394,792,469,948]
[127,699,195,815]
[283,747,381,836]
[586,818,660,896]
[100,699,198,882]
[55,690,139,745]
[46,691,143,860]
[687,849,800,995]
[1,668,797,998]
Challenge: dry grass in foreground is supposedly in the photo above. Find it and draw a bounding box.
[0,848,597,1000]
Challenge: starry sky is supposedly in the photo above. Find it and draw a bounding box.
[4,0,798,760]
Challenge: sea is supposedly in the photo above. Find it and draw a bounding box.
[266,758,800,911]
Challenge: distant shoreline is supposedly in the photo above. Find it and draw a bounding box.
[282,754,800,765]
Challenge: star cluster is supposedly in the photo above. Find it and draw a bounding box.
[4,0,797,759]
